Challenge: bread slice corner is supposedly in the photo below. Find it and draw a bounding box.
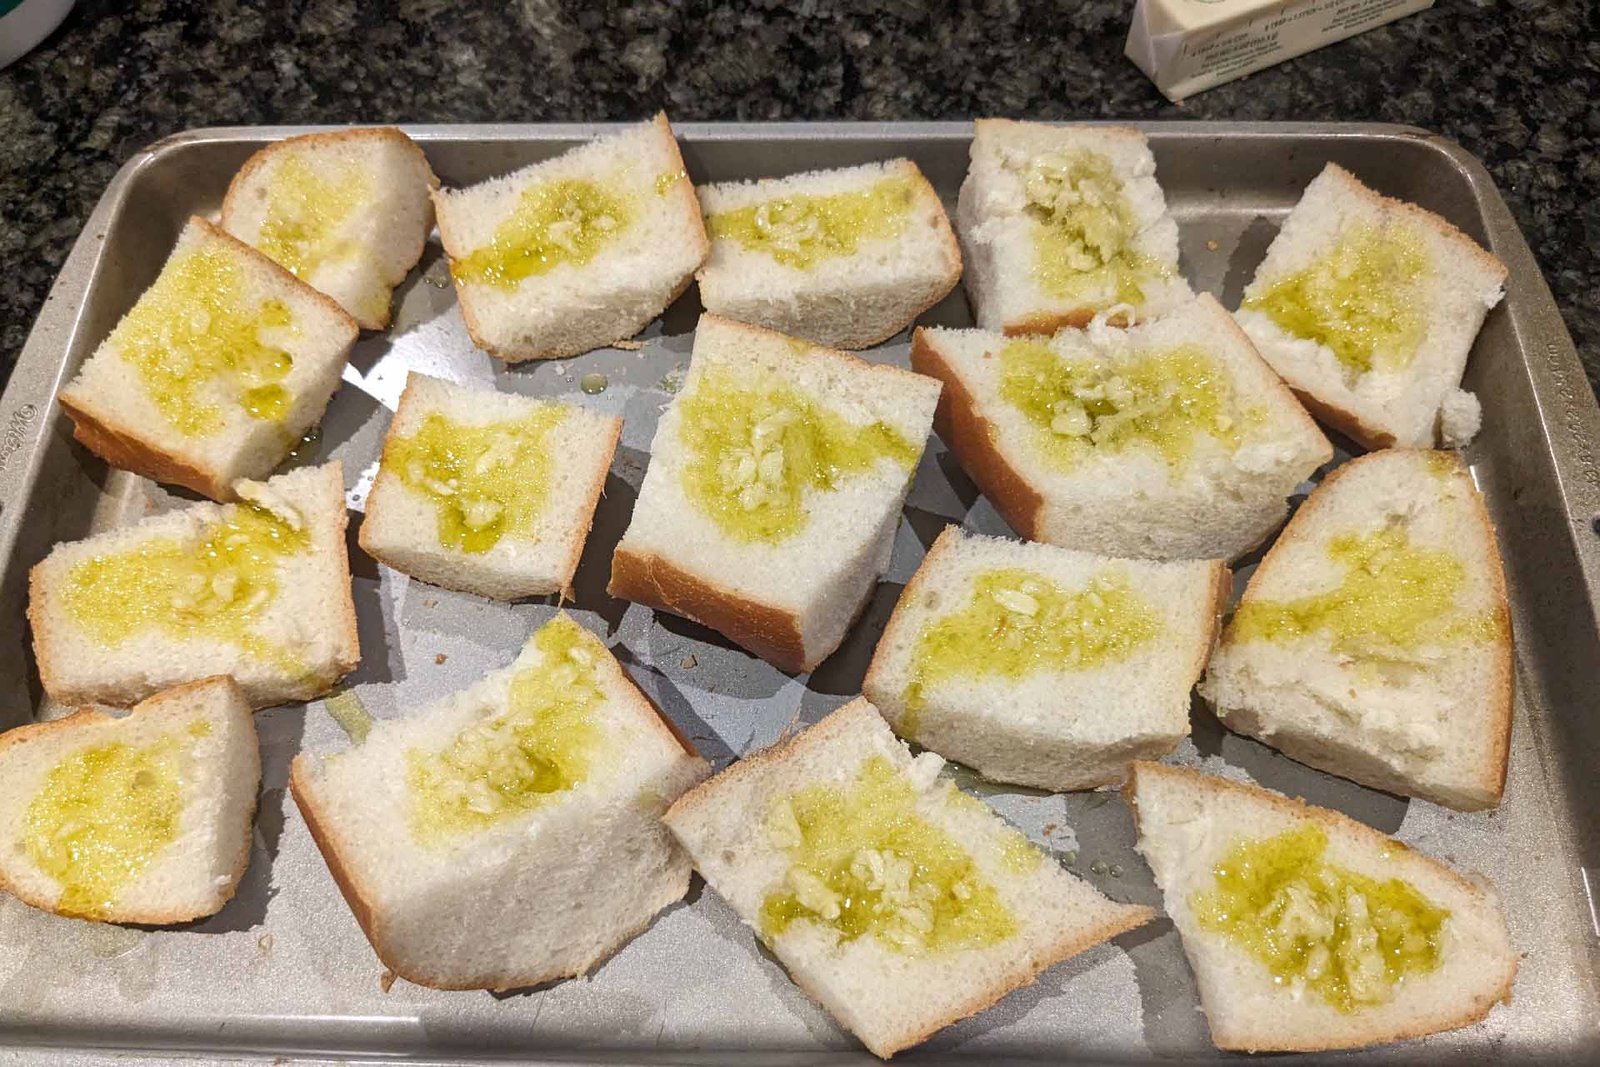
[664,697,1153,1058]
[358,372,622,601]
[58,215,358,501]
[1200,449,1512,810]
[1124,760,1517,1052]
[221,126,439,330]
[0,676,259,924]
[433,112,708,362]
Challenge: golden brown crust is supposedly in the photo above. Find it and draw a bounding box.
[0,677,258,925]
[220,127,439,331]
[58,387,233,501]
[1124,761,1518,1052]
[608,543,810,674]
[909,328,1045,539]
[1285,383,1398,452]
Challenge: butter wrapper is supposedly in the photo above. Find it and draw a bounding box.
[1126,0,1434,102]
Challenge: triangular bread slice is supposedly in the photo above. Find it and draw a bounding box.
[665,698,1153,1059]
[956,119,1192,334]
[1235,163,1507,449]
[433,112,708,361]
[912,292,1332,560]
[28,462,360,710]
[221,127,438,330]
[696,158,962,349]
[864,526,1227,791]
[1199,450,1512,810]
[289,612,708,990]
[609,314,941,672]
[358,372,622,600]
[1126,761,1517,1052]
[59,216,358,501]
[0,676,260,924]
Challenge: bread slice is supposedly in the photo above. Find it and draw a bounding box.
[609,314,941,672]
[58,216,359,501]
[863,526,1227,791]
[956,119,1192,334]
[358,372,621,600]
[1234,163,1508,449]
[433,113,708,362]
[695,159,962,349]
[288,612,708,991]
[1199,449,1512,810]
[911,292,1332,560]
[28,462,360,710]
[0,676,259,924]
[1125,761,1517,1052]
[221,127,438,330]
[664,697,1154,1059]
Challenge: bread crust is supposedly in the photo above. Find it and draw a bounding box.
[1124,761,1517,1052]
[221,127,439,331]
[860,525,958,724]
[439,113,709,363]
[909,328,1045,539]
[608,543,810,673]
[1320,163,1509,286]
[1212,450,1513,809]
[667,698,1156,1058]
[0,677,259,926]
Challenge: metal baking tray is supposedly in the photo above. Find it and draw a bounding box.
[0,123,1596,1065]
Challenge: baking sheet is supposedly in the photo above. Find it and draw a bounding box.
[0,122,1596,1064]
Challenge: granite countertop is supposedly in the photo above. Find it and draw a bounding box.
[0,0,1595,392]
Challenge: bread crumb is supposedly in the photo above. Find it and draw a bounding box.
[613,339,645,351]
[435,653,448,665]
[423,598,437,608]
[1206,239,1219,251]
[380,969,397,993]
[257,933,274,955]
[681,654,698,669]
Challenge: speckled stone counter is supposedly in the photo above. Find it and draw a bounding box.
[1,0,1596,392]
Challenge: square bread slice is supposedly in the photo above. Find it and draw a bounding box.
[609,314,942,673]
[58,216,359,501]
[288,612,708,991]
[863,526,1227,791]
[664,697,1154,1059]
[358,372,622,600]
[1126,762,1517,1052]
[1199,449,1513,811]
[28,462,360,710]
[1234,163,1508,449]
[695,158,962,349]
[956,119,1192,334]
[221,127,439,330]
[911,292,1332,561]
[0,676,260,924]
[433,112,708,362]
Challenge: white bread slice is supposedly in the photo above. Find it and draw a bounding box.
[1199,450,1512,811]
[1235,163,1508,449]
[1126,761,1516,1052]
[956,119,1192,334]
[288,612,708,991]
[58,217,359,501]
[357,373,621,601]
[911,293,1332,560]
[221,127,438,330]
[664,697,1154,1059]
[863,526,1227,791]
[433,113,708,362]
[0,676,259,924]
[609,314,941,672]
[28,462,360,710]
[695,158,962,349]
